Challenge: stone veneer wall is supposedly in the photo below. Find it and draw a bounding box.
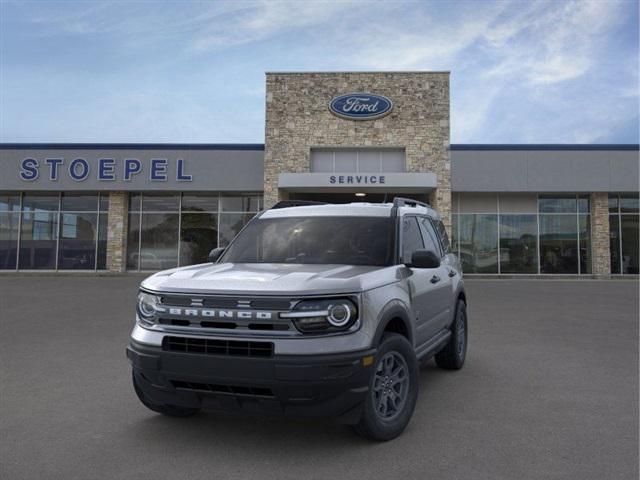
[106,191,129,272]
[264,72,451,230]
[590,192,611,277]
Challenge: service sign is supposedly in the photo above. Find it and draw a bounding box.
[329,93,393,120]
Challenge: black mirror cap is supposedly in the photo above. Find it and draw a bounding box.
[208,247,226,263]
[408,249,440,269]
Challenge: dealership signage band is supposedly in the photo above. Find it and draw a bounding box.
[19,157,192,182]
[329,93,393,120]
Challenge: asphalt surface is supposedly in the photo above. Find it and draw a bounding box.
[1,276,638,480]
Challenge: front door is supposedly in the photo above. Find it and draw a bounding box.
[401,216,443,348]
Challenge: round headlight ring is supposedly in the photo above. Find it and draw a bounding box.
[327,303,352,327]
[137,292,158,319]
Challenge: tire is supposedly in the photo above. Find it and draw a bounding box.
[435,300,467,370]
[132,371,201,417]
[353,333,419,441]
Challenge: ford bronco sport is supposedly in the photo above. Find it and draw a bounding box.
[127,198,468,441]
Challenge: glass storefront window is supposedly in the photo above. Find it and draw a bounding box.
[139,213,179,270]
[0,192,21,212]
[180,213,218,265]
[97,213,108,270]
[577,195,590,214]
[538,196,577,213]
[141,193,180,212]
[22,193,59,212]
[609,194,639,274]
[219,213,255,247]
[127,213,141,270]
[61,193,99,211]
[579,215,591,274]
[620,194,639,213]
[499,214,537,273]
[57,212,98,269]
[609,215,621,274]
[220,194,261,213]
[620,216,639,274]
[126,192,261,270]
[2,192,108,270]
[539,215,578,274]
[458,214,498,273]
[0,212,19,269]
[19,211,58,269]
[181,193,219,212]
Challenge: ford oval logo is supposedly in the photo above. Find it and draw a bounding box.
[329,93,393,120]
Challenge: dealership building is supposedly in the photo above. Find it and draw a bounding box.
[0,72,638,276]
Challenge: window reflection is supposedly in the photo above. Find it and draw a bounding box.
[180,213,218,265]
[58,213,98,269]
[458,214,498,273]
[0,212,19,269]
[19,211,58,269]
[539,215,578,274]
[139,213,179,270]
[499,215,537,273]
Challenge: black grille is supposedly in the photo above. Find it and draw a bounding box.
[162,336,274,358]
[171,380,274,397]
[159,295,292,310]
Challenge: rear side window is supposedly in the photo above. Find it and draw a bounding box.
[418,217,442,257]
[401,217,424,264]
[434,219,451,254]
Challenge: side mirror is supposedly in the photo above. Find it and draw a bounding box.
[408,249,440,269]
[208,247,225,263]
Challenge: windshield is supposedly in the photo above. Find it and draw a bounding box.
[220,216,395,266]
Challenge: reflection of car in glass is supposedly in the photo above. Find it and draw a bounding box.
[127,198,468,441]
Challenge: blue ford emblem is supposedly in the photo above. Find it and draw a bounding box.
[329,93,393,120]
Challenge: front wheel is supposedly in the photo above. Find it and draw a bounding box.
[132,371,201,417]
[435,300,467,370]
[353,333,419,441]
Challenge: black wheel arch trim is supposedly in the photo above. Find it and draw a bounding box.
[372,299,414,347]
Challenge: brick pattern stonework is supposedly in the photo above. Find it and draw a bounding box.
[264,72,451,230]
[106,191,129,272]
[591,192,611,277]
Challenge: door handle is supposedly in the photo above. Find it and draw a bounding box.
[430,275,441,284]
[448,269,457,277]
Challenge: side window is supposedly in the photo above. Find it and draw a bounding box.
[418,217,442,257]
[434,219,451,254]
[402,217,424,264]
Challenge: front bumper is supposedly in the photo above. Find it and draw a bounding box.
[127,339,376,423]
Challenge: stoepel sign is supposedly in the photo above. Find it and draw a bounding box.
[329,93,393,120]
[19,157,192,182]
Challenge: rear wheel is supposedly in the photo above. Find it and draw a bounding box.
[132,371,200,417]
[353,333,419,441]
[435,300,467,370]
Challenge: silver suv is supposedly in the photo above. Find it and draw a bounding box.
[127,198,468,440]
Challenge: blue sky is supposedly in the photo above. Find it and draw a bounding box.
[1,0,638,144]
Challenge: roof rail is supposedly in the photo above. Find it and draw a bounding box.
[271,200,328,209]
[392,197,431,209]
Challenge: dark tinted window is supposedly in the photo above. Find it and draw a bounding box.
[417,217,441,256]
[401,217,424,264]
[222,216,394,266]
[434,219,451,253]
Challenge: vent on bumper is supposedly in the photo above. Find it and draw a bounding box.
[171,380,274,397]
[162,336,274,358]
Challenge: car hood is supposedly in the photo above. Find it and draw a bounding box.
[141,263,401,296]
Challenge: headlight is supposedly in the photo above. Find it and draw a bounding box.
[137,291,160,323]
[281,298,358,333]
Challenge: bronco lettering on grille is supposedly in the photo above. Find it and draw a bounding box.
[157,307,273,320]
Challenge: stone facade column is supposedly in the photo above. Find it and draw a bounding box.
[591,192,611,277]
[106,191,129,273]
